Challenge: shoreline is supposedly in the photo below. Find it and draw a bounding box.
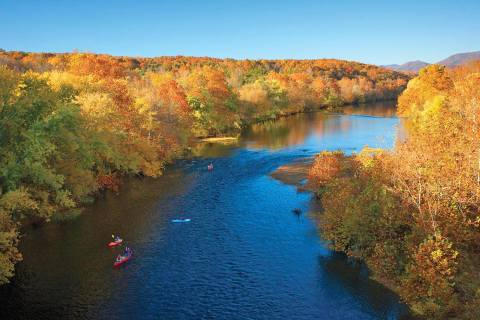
[194,98,400,141]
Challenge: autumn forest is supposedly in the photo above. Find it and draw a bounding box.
[1,48,480,319]
[0,50,408,282]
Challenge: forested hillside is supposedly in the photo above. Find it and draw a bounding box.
[308,62,480,319]
[0,50,409,285]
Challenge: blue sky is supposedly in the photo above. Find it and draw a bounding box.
[1,0,479,65]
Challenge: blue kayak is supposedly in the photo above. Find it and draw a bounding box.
[172,218,191,223]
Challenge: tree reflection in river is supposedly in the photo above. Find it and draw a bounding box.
[242,101,397,151]
[317,253,411,320]
[341,101,398,118]
[192,101,398,154]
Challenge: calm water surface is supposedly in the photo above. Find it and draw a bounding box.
[1,103,409,319]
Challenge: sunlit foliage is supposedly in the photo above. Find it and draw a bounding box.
[309,62,480,319]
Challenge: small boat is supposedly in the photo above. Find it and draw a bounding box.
[172,218,191,223]
[114,250,133,267]
[107,238,123,247]
[207,163,213,171]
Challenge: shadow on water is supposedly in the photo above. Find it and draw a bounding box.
[1,171,196,319]
[341,101,398,118]
[190,140,240,158]
[317,252,412,320]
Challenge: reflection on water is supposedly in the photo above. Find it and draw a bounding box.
[193,101,399,154]
[341,101,398,118]
[243,112,328,150]
[190,140,239,158]
[242,101,399,152]
[318,253,412,320]
[1,102,408,320]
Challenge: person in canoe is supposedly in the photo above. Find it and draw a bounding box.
[114,247,133,267]
[108,234,123,247]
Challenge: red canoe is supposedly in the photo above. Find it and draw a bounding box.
[114,253,132,267]
[108,239,123,247]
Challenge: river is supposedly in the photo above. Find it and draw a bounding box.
[1,102,409,320]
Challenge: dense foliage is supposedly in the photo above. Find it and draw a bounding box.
[309,63,480,319]
[0,50,408,285]
[0,50,409,132]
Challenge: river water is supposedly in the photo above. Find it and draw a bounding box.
[1,102,409,319]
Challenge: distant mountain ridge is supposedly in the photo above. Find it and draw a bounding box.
[384,60,429,72]
[384,51,480,72]
[437,51,480,67]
